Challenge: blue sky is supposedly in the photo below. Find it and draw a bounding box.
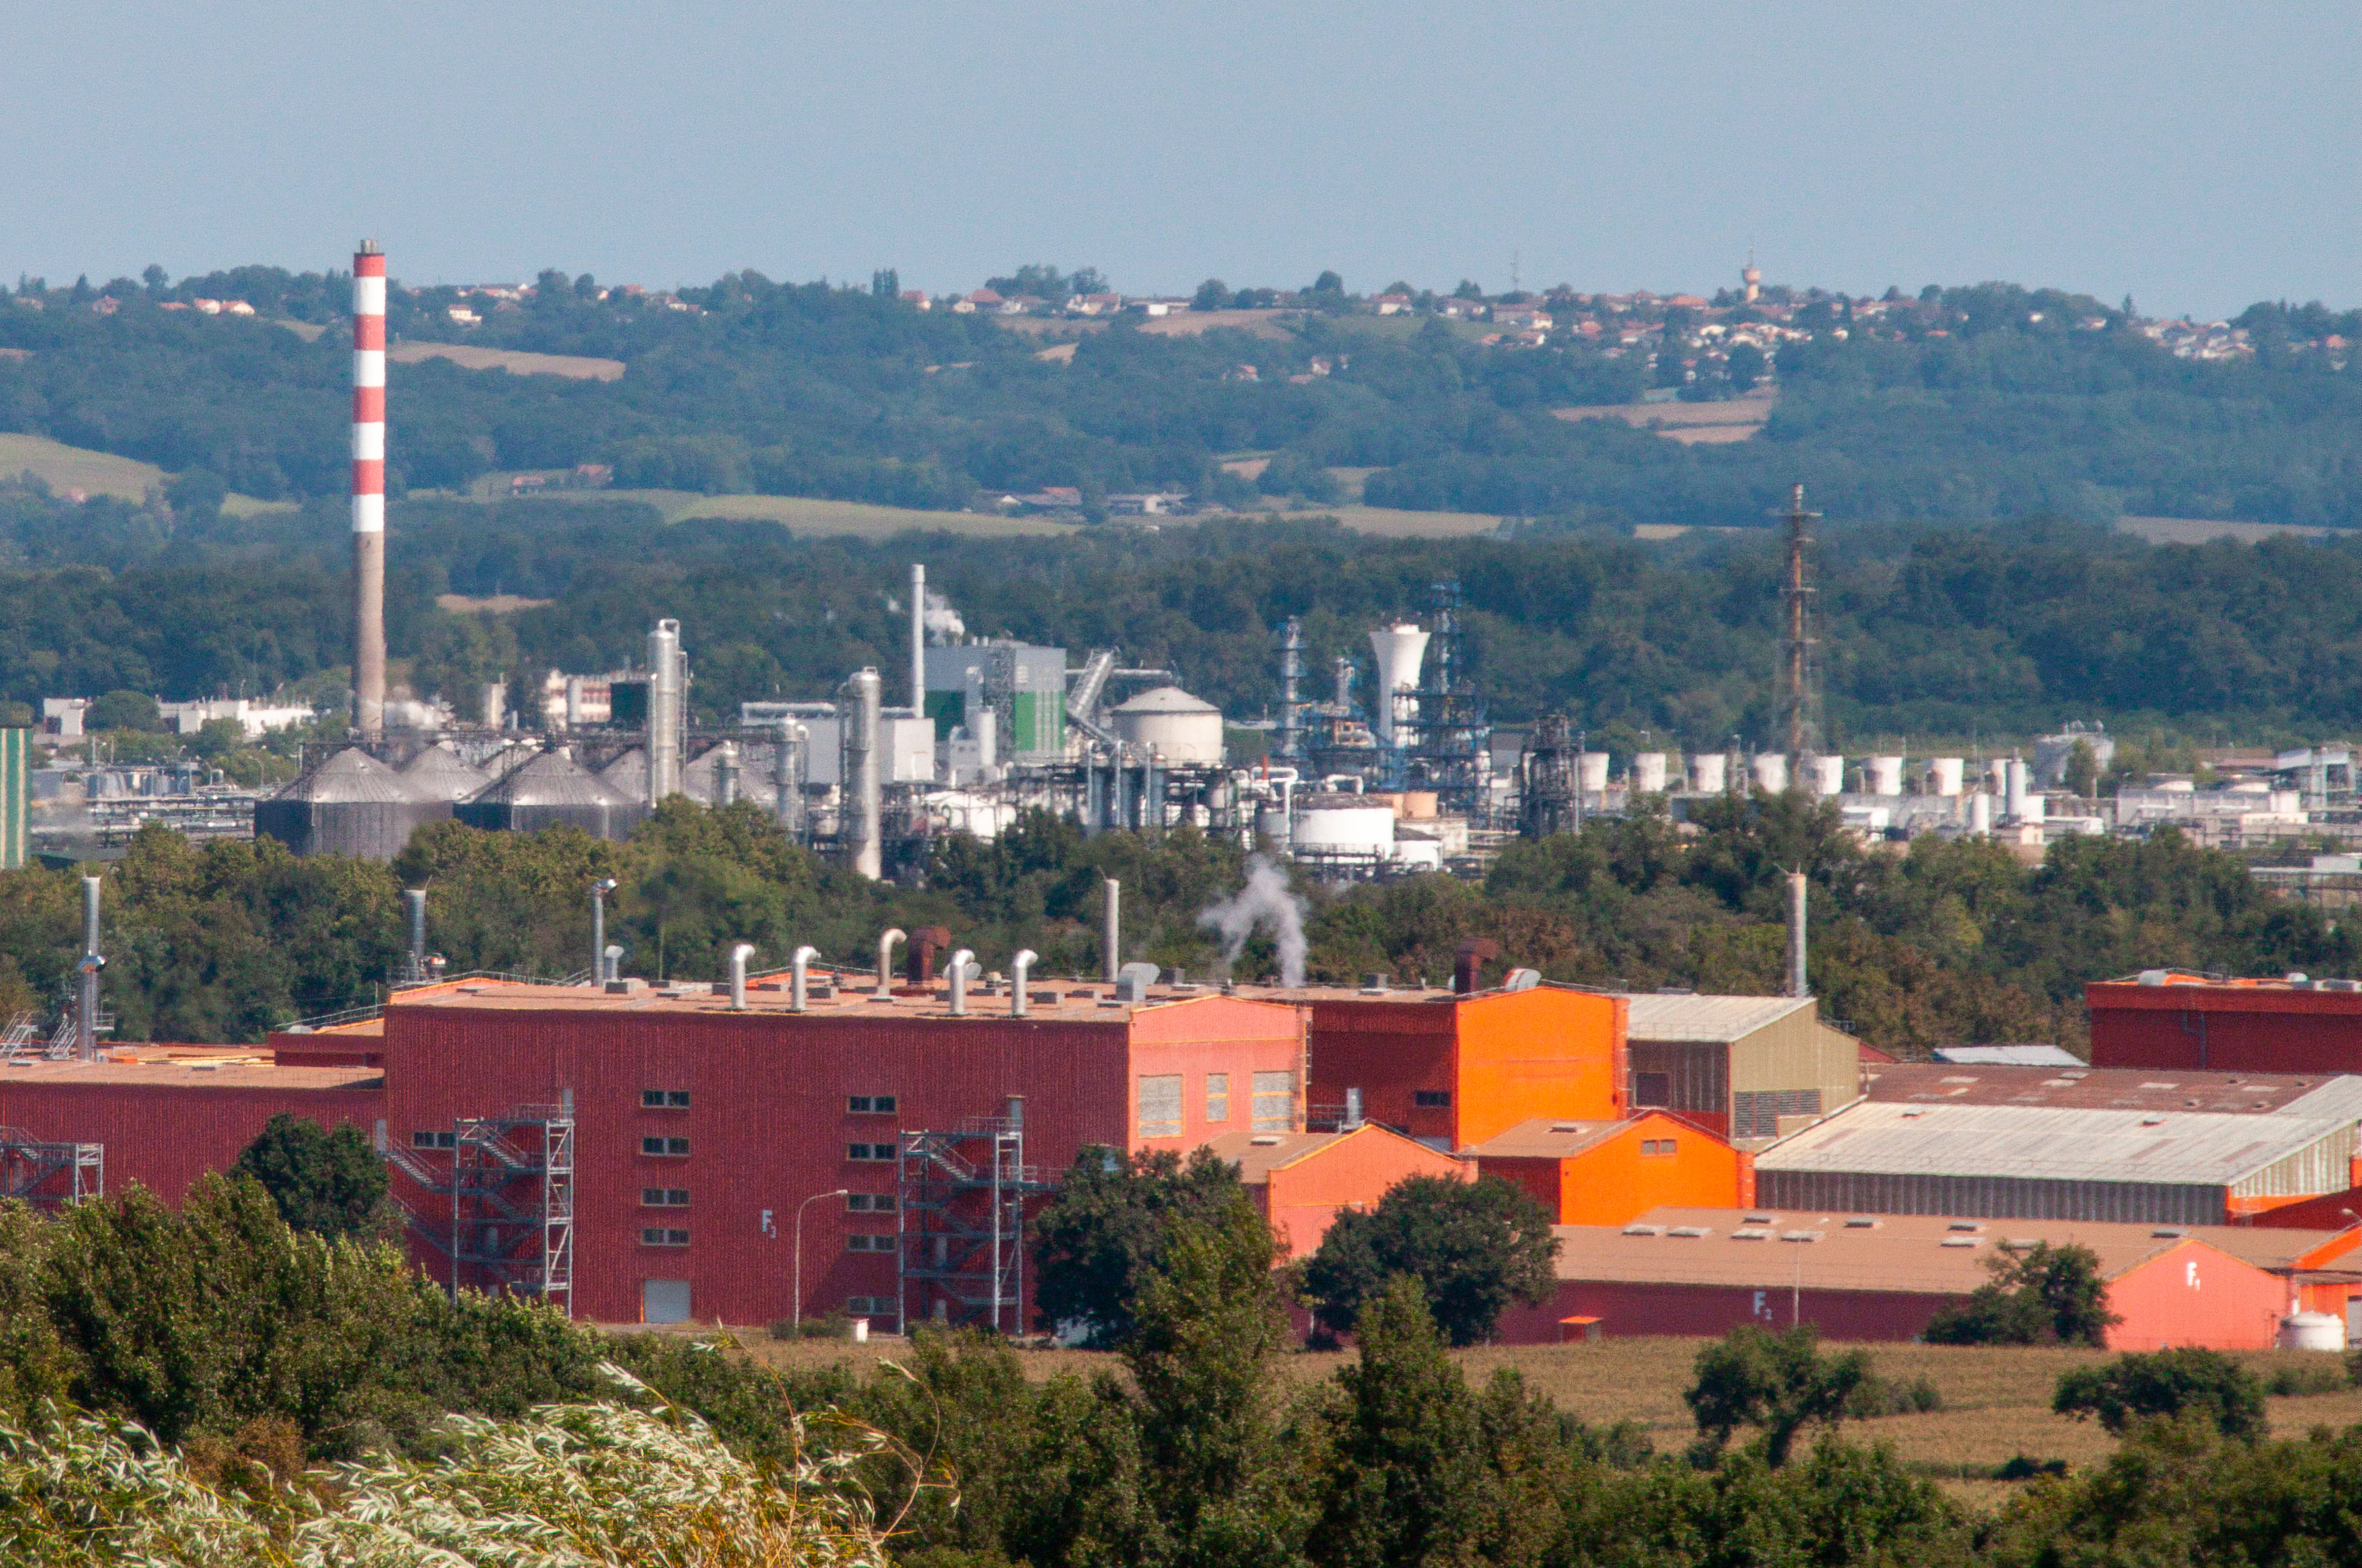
[3,2,2352,319]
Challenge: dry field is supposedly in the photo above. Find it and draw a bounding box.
[632,1324,2360,1510]
[996,309,1298,344]
[1554,391,1779,445]
[386,341,625,381]
[0,432,289,514]
[2115,515,2330,545]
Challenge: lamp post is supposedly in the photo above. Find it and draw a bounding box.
[590,878,617,983]
[794,1187,851,1331]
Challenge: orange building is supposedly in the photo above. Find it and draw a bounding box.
[1470,1113,1748,1225]
[1208,1123,1469,1256]
[1260,980,1627,1150]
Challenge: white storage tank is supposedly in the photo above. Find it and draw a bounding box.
[1111,685,1225,765]
[1689,753,1726,794]
[1931,757,1964,796]
[1293,797,1397,854]
[1989,757,2011,797]
[1868,755,1904,797]
[1579,752,1610,793]
[1751,753,1788,792]
[1969,791,1992,835]
[1633,752,1669,793]
[2006,758,2029,820]
[2277,1311,2346,1351]
[1808,755,1844,797]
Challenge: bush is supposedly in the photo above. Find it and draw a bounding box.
[1924,1242,2119,1346]
[2264,1360,2349,1398]
[1302,1174,1558,1346]
[1685,1324,1874,1467]
[2054,1348,2268,1442]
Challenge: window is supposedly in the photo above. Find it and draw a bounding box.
[847,1094,898,1115]
[641,1188,691,1207]
[1732,1089,1823,1140]
[847,1142,896,1162]
[846,1295,894,1317]
[846,1233,894,1252]
[1412,1090,1452,1109]
[641,1136,691,1157]
[411,1130,455,1149]
[1252,1070,1295,1132]
[1633,1073,1672,1108]
[1205,1072,1229,1123]
[640,1227,690,1247]
[1137,1074,1183,1139]
[641,1089,691,1109]
[847,1193,897,1213]
[1639,1139,1678,1158]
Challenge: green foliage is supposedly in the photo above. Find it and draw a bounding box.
[1028,1146,1248,1347]
[86,690,161,732]
[229,1113,395,1242]
[1302,1174,1559,1347]
[1923,1243,2120,1346]
[1684,1324,1875,1468]
[2053,1347,2269,1442]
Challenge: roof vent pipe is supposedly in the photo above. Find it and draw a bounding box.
[791,945,819,1012]
[1344,1087,1364,1129]
[1011,949,1038,1016]
[947,949,976,1015]
[590,877,617,987]
[603,944,623,984]
[1453,938,1499,995]
[728,943,756,1010]
[875,928,905,999]
[908,926,952,986]
[1102,878,1121,983]
[1786,871,1809,999]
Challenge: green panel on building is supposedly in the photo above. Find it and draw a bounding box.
[0,728,26,870]
[923,691,966,742]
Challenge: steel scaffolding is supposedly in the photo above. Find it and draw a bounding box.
[896,1114,1047,1336]
[381,1097,575,1315]
[0,1126,102,1205]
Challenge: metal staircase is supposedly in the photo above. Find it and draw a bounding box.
[378,1098,575,1315]
[896,1111,1051,1336]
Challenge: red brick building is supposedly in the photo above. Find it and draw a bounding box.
[2089,972,2362,1073]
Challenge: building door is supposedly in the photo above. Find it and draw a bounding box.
[643,1279,692,1324]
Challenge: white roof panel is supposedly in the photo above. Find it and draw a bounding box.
[1619,993,1817,1043]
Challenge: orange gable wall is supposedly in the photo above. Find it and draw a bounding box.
[1452,990,1626,1147]
[1475,1114,1744,1226]
[2104,1240,2288,1351]
[1127,996,1309,1152]
[1262,1126,1468,1257]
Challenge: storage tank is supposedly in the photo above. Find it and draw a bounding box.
[1366,624,1429,746]
[1988,757,2011,798]
[1578,752,1609,793]
[2006,759,2029,821]
[1807,755,1844,797]
[600,747,648,803]
[398,744,489,803]
[1868,755,1904,796]
[256,747,449,861]
[1969,791,1992,835]
[458,750,644,840]
[1633,752,1669,793]
[1110,685,1224,765]
[1930,757,1964,796]
[1751,753,1788,792]
[1292,794,1397,855]
[2278,1311,2346,1351]
[1689,753,1726,794]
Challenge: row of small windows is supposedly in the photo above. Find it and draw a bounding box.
[846,1233,893,1252]
[643,1090,897,1115]
[643,1136,692,1157]
[847,1142,896,1162]
[847,1192,896,1212]
[642,1089,692,1109]
[847,1295,894,1316]
[642,1227,690,1247]
[1138,1070,1295,1139]
[642,1187,690,1207]
[1639,1138,1681,1158]
[847,1095,897,1115]
[1412,1090,1452,1109]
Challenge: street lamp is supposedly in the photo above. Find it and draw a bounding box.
[793,1188,851,1332]
[590,878,618,983]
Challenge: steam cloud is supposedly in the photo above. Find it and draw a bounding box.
[1197,855,1308,987]
[923,591,965,644]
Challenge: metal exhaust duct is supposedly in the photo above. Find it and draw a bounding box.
[590,878,616,985]
[603,943,624,984]
[842,667,883,878]
[77,875,101,1060]
[647,619,684,802]
[1010,949,1037,1016]
[1787,871,1809,999]
[947,948,975,1016]
[790,944,819,1012]
[727,942,756,1010]
[404,889,426,980]
[1102,877,1120,982]
[874,927,904,998]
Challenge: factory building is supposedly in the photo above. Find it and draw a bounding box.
[2089,971,2362,1074]
[1753,1069,2362,1225]
[1207,1122,1467,1256]
[1618,994,1862,1148]
[1469,1112,1749,1225]
[922,642,1067,762]
[1491,1207,2359,1348]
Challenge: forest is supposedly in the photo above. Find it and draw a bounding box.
[16,481,2362,747]
[2,265,2357,530]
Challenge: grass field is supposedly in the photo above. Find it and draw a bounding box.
[2116,515,2332,545]
[386,341,626,382]
[631,1325,2360,1511]
[0,432,290,515]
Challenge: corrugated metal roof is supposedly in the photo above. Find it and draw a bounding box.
[1755,1099,2356,1187]
[1864,1063,2362,1118]
[1619,993,1815,1043]
[467,750,635,808]
[1555,1204,2349,1292]
[399,746,489,801]
[272,747,419,804]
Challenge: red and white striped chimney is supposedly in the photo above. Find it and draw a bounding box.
[352,240,387,736]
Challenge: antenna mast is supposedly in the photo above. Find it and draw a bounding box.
[1777,483,1822,766]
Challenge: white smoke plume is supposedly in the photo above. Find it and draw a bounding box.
[1197,855,1308,987]
[923,590,965,644]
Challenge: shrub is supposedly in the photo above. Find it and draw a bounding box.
[1685,1325,1874,1467]
[1924,1243,2119,1346]
[2054,1348,2267,1442]
[1302,1174,1558,1346]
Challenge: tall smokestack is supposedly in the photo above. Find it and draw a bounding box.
[352,241,387,736]
[1786,871,1809,999]
[910,563,927,718]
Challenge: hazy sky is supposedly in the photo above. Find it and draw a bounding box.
[4,2,2352,319]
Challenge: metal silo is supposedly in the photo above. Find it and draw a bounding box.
[399,744,490,803]
[457,750,645,840]
[256,747,449,861]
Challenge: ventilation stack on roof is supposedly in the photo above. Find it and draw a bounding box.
[351,240,387,737]
[256,747,448,860]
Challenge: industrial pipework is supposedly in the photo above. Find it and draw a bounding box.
[76,875,102,1061]
[728,943,756,1010]
[874,927,904,999]
[646,619,687,801]
[404,889,427,981]
[947,948,976,1016]
[352,240,387,738]
[1102,878,1121,982]
[1787,871,1810,999]
[772,719,806,833]
[714,741,739,807]
[790,945,819,1012]
[843,668,884,878]
[1010,949,1038,1017]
